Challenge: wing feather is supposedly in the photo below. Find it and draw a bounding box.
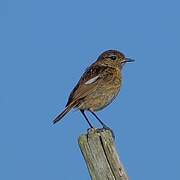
[66,64,113,107]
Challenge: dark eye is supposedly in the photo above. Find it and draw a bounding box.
[110,56,117,60]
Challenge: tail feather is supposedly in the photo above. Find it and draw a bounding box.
[53,102,75,124]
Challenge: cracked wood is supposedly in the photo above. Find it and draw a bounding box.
[78,128,129,180]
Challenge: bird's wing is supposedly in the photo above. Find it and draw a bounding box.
[66,64,113,107]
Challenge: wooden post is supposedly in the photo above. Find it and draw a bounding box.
[78,128,129,180]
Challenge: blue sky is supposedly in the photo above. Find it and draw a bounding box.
[0,0,180,179]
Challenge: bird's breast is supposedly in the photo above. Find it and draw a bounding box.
[78,68,122,111]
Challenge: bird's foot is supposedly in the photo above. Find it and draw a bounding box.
[97,126,115,140]
[87,127,96,133]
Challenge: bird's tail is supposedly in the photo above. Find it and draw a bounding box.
[53,101,76,124]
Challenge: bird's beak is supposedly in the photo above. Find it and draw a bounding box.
[121,58,135,64]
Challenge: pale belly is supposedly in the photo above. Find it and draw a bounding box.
[77,85,120,111]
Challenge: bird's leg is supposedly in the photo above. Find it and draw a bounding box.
[89,111,109,129]
[90,111,115,139]
[80,110,94,129]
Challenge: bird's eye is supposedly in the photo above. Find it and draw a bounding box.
[109,56,117,60]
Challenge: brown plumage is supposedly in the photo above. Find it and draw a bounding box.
[53,50,134,128]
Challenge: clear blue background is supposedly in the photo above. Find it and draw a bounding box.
[0,0,179,179]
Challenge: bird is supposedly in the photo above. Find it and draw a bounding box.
[53,50,134,128]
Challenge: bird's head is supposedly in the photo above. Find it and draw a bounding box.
[96,50,134,68]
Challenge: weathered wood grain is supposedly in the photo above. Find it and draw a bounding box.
[78,128,128,180]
